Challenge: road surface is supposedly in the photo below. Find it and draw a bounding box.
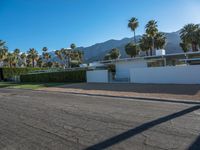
[0,88,199,150]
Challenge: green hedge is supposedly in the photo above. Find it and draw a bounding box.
[2,68,46,79]
[20,70,86,83]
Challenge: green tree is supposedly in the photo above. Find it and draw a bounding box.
[0,40,8,66]
[139,34,152,56]
[61,48,71,68]
[145,20,158,55]
[110,48,120,59]
[42,47,51,66]
[42,47,48,52]
[128,17,139,43]
[13,48,20,67]
[104,54,111,60]
[70,43,76,50]
[154,32,166,49]
[27,48,38,67]
[104,48,120,60]
[125,43,139,58]
[20,53,27,67]
[180,42,190,53]
[6,52,15,68]
[180,24,199,52]
[37,57,43,68]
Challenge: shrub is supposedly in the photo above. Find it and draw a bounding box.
[2,68,46,80]
[20,70,86,83]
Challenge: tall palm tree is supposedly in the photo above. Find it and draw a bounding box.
[0,40,8,66]
[6,52,15,68]
[180,24,200,52]
[145,20,158,55]
[20,53,27,67]
[128,17,139,43]
[62,49,72,68]
[55,50,62,67]
[13,48,20,67]
[27,48,38,67]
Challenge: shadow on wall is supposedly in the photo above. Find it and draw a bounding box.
[58,83,200,96]
[84,105,200,150]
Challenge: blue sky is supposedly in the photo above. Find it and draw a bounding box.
[0,0,200,53]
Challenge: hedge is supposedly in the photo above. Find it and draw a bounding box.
[20,70,86,83]
[2,68,46,79]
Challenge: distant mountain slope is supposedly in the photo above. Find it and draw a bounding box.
[80,30,182,62]
[50,30,183,63]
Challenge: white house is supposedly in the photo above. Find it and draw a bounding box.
[86,50,200,84]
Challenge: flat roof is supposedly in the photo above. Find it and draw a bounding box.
[99,51,200,64]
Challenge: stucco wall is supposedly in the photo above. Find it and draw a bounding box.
[87,70,108,83]
[130,65,200,84]
[115,59,147,79]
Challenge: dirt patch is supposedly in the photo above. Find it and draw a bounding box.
[39,83,200,101]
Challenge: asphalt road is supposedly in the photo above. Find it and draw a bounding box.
[0,88,199,150]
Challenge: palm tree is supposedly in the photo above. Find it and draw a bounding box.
[42,47,48,52]
[55,50,62,60]
[154,32,166,50]
[145,20,158,55]
[37,57,43,68]
[125,43,139,58]
[20,53,27,67]
[180,24,200,52]
[139,34,152,56]
[70,43,76,50]
[6,52,15,68]
[13,48,20,67]
[42,47,51,66]
[180,42,190,53]
[128,17,139,43]
[0,40,8,66]
[27,48,38,67]
[62,49,72,68]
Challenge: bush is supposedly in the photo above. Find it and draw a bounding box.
[20,70,86,83]
[2,68,46,80]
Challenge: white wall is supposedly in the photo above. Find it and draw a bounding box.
[130,65,200,84]
[115,59,147,79]
[87,70,108,83]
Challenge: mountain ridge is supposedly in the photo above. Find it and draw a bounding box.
[79,30,182,62]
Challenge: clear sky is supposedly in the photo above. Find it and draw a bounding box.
[0,0,200,53]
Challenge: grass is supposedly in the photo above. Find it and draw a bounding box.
[0,82,66,90]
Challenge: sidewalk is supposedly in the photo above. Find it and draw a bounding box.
[39,83,200,101]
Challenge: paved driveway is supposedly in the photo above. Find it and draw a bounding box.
[0,88,199,150]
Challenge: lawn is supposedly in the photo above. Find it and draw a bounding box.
[0,82,65,90]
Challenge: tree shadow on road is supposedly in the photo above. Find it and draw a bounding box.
[85,105,200,150]
[188,135,200,150]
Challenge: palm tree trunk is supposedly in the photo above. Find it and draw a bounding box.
[146,51,149,56]
[134,30,136,44]
[150,48,153,56]
[32,58,34,67]
[192,42,198,52]
[152,37,155,55]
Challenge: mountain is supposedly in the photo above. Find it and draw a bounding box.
[49,30,182,63]
[79,30,182,62]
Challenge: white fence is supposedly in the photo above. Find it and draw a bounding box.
[130,65,200,84]
[86,70,108,83]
